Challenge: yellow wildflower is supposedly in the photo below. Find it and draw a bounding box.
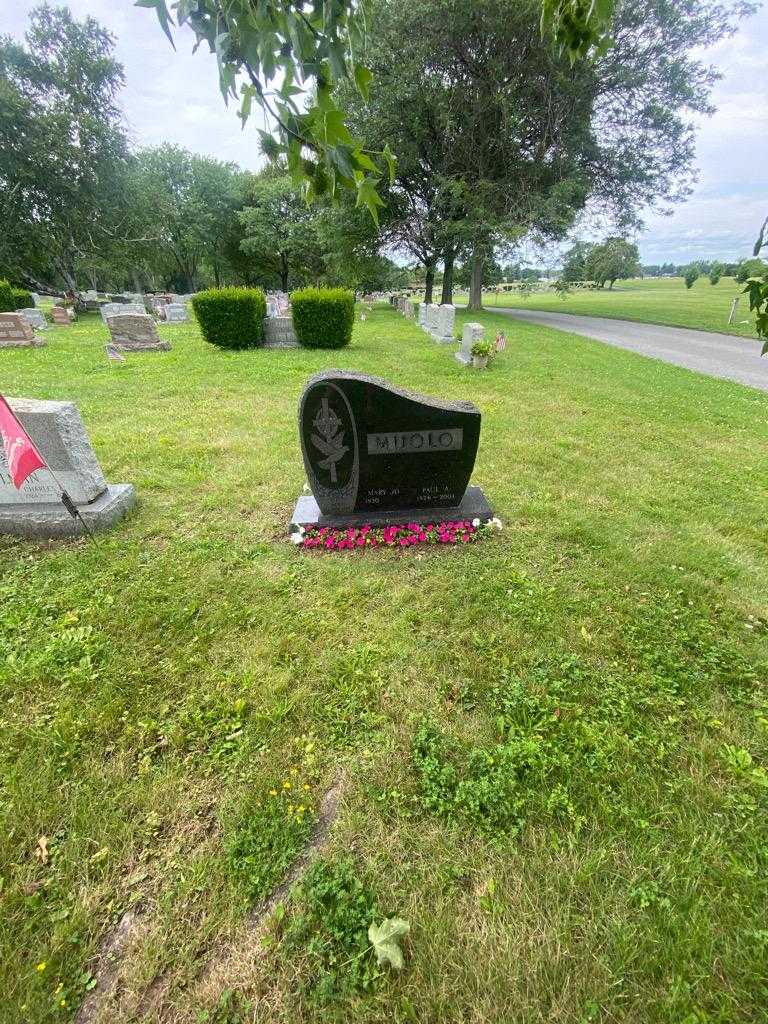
[36,962,46,973]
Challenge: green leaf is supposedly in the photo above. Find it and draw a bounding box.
[368,917,410,970]
[135,0,176,48]
[323,109,355,146]
[353,63,373,100]
[382,143,397,186]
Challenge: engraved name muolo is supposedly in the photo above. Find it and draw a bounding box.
[366,428,463,455]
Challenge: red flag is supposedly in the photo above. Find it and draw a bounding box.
[0,395,47,489]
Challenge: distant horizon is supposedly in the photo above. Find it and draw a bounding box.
[1,1,766,267]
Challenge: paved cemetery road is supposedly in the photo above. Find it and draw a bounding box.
[496,308,768,392]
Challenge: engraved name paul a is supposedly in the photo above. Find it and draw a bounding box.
[366,427,463,455]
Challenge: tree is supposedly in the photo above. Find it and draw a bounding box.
[562,241,594,282]
[341,0,749,310]
[127,146,246,292]
[237,170,325,291]
[736,258,768,284]
[141,0,615,222]
[584,237,640,288]
[709,262,724,285]
[0,5,129,291]
[684,266,699,288]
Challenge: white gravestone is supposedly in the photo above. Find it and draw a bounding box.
[19,308,48,331]
[0,312,44,348]
[164,303,188,323]
[0,397,135,537]
[427,304,440,336]
[106,313,170,352]
[101,302,145,324]
[31,293,41,307]
[456,322,484,364]
[418,302,428,329]
[434,304,456,344]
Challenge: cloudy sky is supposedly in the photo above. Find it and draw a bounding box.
[2,1,766,266]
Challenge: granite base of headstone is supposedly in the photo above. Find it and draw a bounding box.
[290,370,492,529]
[0,313,45,348]
[456,322,484,364]
[264,316,299,348]
[0,397,135,538]
[106,313,170,352]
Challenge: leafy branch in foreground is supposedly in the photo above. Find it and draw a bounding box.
[135,0,394,223]
[136,0,614,222]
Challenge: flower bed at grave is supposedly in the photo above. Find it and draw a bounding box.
[292,518,503,550]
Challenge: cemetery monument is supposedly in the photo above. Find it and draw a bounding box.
[0,313,45,348]
[291,370,492,529]
[0,397,135,538]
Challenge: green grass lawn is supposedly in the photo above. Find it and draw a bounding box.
[2,307,767,1024]
[447,276,758,338]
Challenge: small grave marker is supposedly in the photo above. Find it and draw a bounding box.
[0,313,44,348]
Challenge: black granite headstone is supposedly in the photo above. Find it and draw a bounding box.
[290,370,492,528]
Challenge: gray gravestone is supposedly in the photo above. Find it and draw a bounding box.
[291,370,492,528]
[106,313,170,352]
[19,308,48,331]
[264,316,298,348]
[164,303,188,323]
[0,313,44,348]
[31,292,41,307]
[418,302,427,328]
[456,322,484,364]
[51,306,73,325]
[433,304,456,343]
[0,397,135,537]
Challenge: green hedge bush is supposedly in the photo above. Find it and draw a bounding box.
[12,288,34,310]
[290,287,355,349]
[191,287,266,350]
[0,279,15,313]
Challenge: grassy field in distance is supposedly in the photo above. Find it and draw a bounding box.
[444,276,758,338]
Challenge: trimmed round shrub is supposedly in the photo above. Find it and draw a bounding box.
[191,287,266,350]
[12,288,34,310]
[0,279,15,313]
[290,287,355,349]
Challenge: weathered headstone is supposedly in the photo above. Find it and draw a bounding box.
[106,313,170,352]
[31,292,41,307]
[418,302,427,328]
[0,397,135,537]
[291,370,492,528]
[101,302,145,324]
[164,303,188,323]
[19,308,48,331]
[264,316,298,348]
[433,304,456,343]
[51,306,73,325]
[426,303,441,336]
[0,313,44,348]
[456,322,484,365]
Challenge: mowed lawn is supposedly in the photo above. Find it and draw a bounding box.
[2,306,768,1024]
[450,276,758,338]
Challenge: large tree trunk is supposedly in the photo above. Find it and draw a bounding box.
[424,262,436,304]
[280,252,289,292]
[213,262,221,288]
[441,250,455,305]
[468,244,485,310]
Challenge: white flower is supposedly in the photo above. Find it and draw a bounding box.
[491,517,503,531]
[472,518,480,527]
[290,526,305,544]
